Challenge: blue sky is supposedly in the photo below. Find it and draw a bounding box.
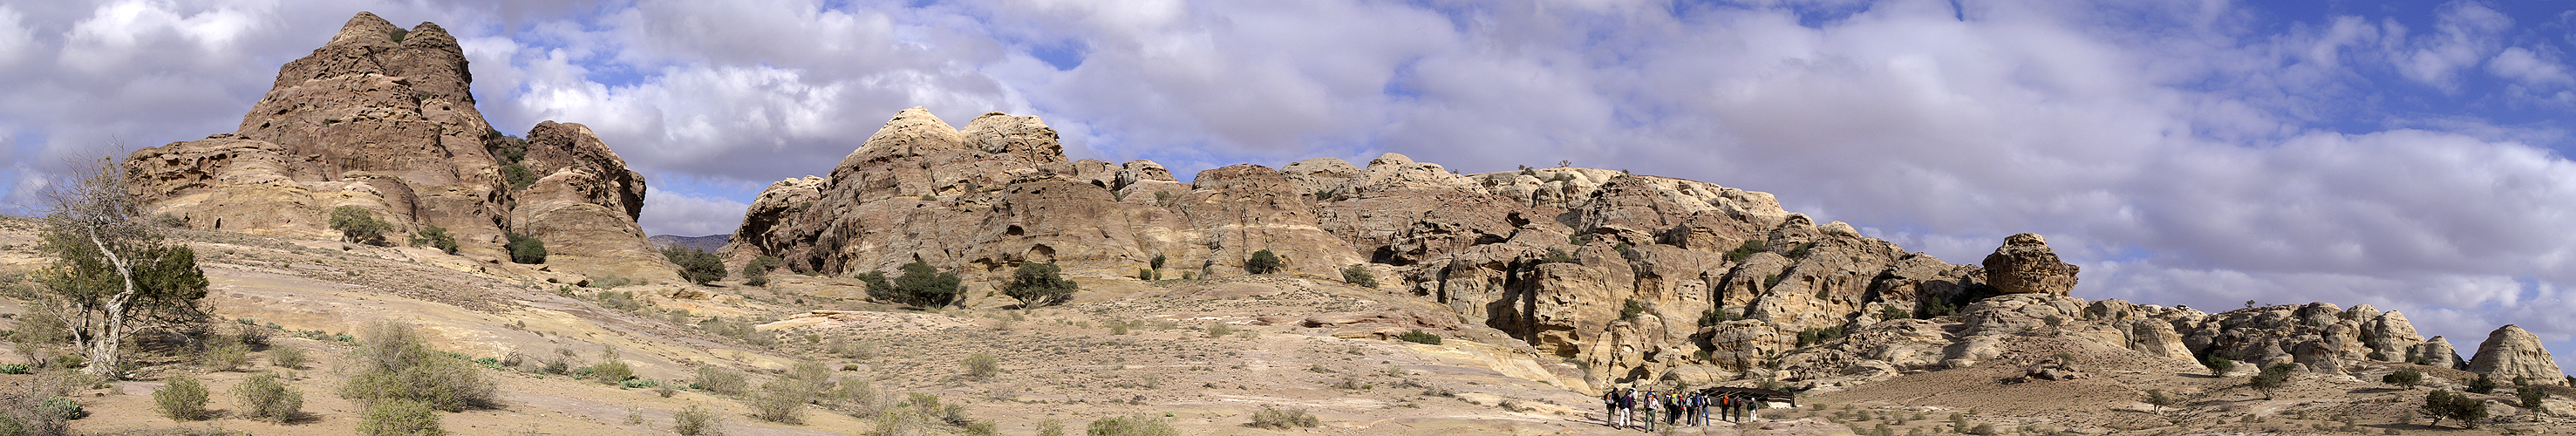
[2,0,2573,372]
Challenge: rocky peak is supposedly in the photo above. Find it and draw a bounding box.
[124,12,672,283]
[1982,233,2078,296]
[2467,324,2564,383]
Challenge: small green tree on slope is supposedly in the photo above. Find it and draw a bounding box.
[34,157,210,378]
[1002,262,1077,309]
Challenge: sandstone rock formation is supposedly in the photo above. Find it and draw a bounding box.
[122,12,674,282]
[2467,324,2565,383]
[726,107,2504,392]
[1982,233,2078,296]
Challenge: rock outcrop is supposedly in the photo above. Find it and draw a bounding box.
[1981,233,2078,296]
[724,108,2499,392]
[2467,324,2564,383]
[122,12,674,282]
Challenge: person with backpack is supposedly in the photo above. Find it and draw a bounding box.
[1619,388,1636,428]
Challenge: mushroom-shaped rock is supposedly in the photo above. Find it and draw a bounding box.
[1981,233,2080,296]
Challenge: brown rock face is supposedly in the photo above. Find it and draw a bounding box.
[122,12,674,282]
[2467,324,2565,383]
[1981,233,2079,296]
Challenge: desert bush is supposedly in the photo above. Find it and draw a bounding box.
[1002,262,1078,309]
[741,256,781,287]
[2202,357,2236,374]
[0,364,26,375]
[962,353,1001,380]
[2517,385,2545,408]
[234,371,303,423]
[1087,414,1179,436]
[501,164,536,191]
[339,321,499,412]
[1396,330,1441,345]
[407,226,460,255]
[662,245,726,285]
[673,404,723,436]
[2249,363,2295,399]
[864,261,962,309]
[590,360,633,385]
[357,399,442,436]
[2143,390,2173,412]
[1619,298,1646,321]
[1340,264,1376,288]
[1247,406,1319,429]
[2468,374,2497,394]
[203,341,250,371]
[692,365,750,396]
[1876,305,1912,321]
[1245,249,1284,274]
[153,375,212,421]
[750,378,812,424]
[1207,324,1235,338]
[37,396,82,421]
[329,206,392,246]
[2383,368,2423,389]
[2421,389,2488,428]
[505,232,546,264]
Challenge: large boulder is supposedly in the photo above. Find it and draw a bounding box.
[1981,233,2079,296]
[2467,324,2565,383]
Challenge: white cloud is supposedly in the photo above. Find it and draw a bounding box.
[638,190,748,237]
[2490,46,2574,86]
[2391,2,2511,92]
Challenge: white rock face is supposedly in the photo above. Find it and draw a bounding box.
[2467,324,2564,383]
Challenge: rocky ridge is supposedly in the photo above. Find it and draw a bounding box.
[729,107,2571,392]
[121,12,674,283]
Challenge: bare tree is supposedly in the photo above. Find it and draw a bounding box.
[33,156,208,378]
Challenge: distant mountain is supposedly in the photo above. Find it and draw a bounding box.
[649,235,729,253]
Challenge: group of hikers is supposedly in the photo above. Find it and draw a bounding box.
[1598,386,1773,431]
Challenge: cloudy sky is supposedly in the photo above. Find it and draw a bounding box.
[3,0,2575,371]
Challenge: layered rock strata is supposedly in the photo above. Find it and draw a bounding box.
[123,12,674,282]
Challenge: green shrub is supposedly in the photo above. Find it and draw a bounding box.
[673,404,722,435]
[1618,299,1646,321]
[2421,389,2488,428]
[2382,368,2423,389]
[407,226,459,255]
[2517,385,2545,408]
[742,256,781,287]
[1796,325,1849,347]
[234,371,303,422]
[203,341,250,371]
[1877,305,1912,321]
[590,361,633,385]
[153,375,212,421]
[2201,357,2236,374]
[1002,262,1078,309]
[357,399,442,436]
[501,164,536,191]
[662,245,726,285]
[388,29,408,42]
[505,233,546,264]
[1341,264,1377,288]
[329,206,393,246]
[1539,248,1576,264]
[963,352,1001,380]
[339,321,499,412]
[1087,414,1179,436]
[692,365,749,396]
[1248,406,1319,429]
[868,261,961,309]
[38,397,83,420]
[749,379,811,424]
[0,364,25,374]
[1245,249,1285,274]
[2250,363,2295,399]
[1395,330,1441,345]
[2468,374,2497,394]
